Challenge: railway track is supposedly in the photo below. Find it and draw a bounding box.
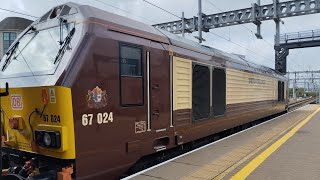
[287,97,317,111]
[123,97,317,179]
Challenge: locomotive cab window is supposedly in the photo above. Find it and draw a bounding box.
[120,45,142,76]
[120,44,144,106]
[212,68,226,116]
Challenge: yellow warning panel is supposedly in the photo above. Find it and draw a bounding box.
[0,86,75,159]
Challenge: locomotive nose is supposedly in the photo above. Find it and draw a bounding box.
[1,86,75,158]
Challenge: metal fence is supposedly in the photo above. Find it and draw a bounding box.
[279,29,320,44]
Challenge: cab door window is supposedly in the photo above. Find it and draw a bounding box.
[119,44,144,106]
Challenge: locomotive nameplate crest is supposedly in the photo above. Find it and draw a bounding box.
[87,86,108,109]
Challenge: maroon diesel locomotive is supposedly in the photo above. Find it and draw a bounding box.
[0,3,287,179]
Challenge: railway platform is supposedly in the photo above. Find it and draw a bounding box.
[128,104,320,180]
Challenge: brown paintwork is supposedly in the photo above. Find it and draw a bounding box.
[173,109,192,127]
[172,100,285,146]
[1,3,288,180]
[149,41,170,131]
[120,77,143,105]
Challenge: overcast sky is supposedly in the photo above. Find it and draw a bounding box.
[2,0,320,80]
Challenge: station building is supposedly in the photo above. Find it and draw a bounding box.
[0,17,33,58]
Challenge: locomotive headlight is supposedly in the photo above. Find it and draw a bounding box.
[43,133,52,146]
[35,130,61,149]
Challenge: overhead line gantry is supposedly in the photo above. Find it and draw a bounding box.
[153,0,320,74]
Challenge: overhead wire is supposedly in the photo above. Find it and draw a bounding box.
[141,0,181,19]
[95,0,157,24]
[282,23,290,32]
[205,0,299,72]
[140,0,285,68]
[204,0,290,71]
[208,31,275,64]
[205,0,274,47]
[0,7,38,19]
[203,0,279,66]
[204,0,224,12]
[2,0,295,72]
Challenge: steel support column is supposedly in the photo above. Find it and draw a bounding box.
[197,0,203,43]
[182,12,185,37]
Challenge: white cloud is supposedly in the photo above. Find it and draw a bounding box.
[12,0,25,11]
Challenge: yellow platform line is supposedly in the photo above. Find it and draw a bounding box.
[213,108,309,180]
[230,106,320,180]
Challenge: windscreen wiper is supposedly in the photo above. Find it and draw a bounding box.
[1,26,36,71]
[1,42,19,71]
[2,26,35,58]
[54,27,75,64]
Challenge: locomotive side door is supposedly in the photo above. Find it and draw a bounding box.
[147,41,170,131]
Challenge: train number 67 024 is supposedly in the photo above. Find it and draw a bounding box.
[82,112,114,126]
[43,114,61,123]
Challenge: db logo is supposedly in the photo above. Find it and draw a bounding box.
[11,95,23,110]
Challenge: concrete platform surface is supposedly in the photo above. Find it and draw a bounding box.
[128,105,320,180]
[246,105,320,180]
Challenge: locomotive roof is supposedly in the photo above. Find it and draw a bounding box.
[50,3,285,79]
